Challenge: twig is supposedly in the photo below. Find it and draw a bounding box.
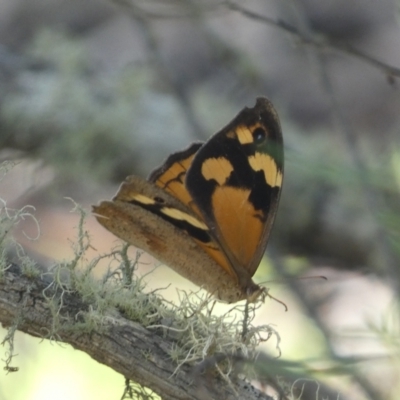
[225,2,400,79]
[265,2,391,399]
[112,0,207,140]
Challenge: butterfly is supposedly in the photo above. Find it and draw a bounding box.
[93,97,283,303]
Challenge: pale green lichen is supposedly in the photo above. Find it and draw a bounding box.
[153,290,279,378]
[1,320,20,373]
[0,163,42,370]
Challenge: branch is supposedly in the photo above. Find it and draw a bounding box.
[226,2,400,79]
[113,0,208,140]
[0,262,273,400]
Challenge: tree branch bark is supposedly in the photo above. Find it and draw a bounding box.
[0,263,272,400]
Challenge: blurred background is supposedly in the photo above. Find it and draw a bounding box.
[1,0,400,399]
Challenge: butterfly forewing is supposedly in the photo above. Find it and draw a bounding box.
[185,97,284,279]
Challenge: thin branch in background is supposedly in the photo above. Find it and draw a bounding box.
[112,0,224,20]
[112,0,208,140]
[225,1,400,79]
[318,58,400,288]
[265,0,396,398]
[269,252,382,400]
[282,0,400,289]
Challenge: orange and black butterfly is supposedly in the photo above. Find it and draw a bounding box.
[93,97,283,303]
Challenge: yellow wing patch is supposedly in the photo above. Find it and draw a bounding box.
[235,123,266,144]
[201,157,234,185]
[248,153,283,188]
[152,151,197,208]
[161,207,208,230]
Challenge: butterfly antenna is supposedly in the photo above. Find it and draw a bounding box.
[267,292,288,312]
[258,275,327,286]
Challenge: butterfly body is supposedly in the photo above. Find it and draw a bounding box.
[93,97,283,303]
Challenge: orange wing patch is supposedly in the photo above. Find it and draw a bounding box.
[152,152,196,208]
[211,186,264,268]
[192,237,237,281]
